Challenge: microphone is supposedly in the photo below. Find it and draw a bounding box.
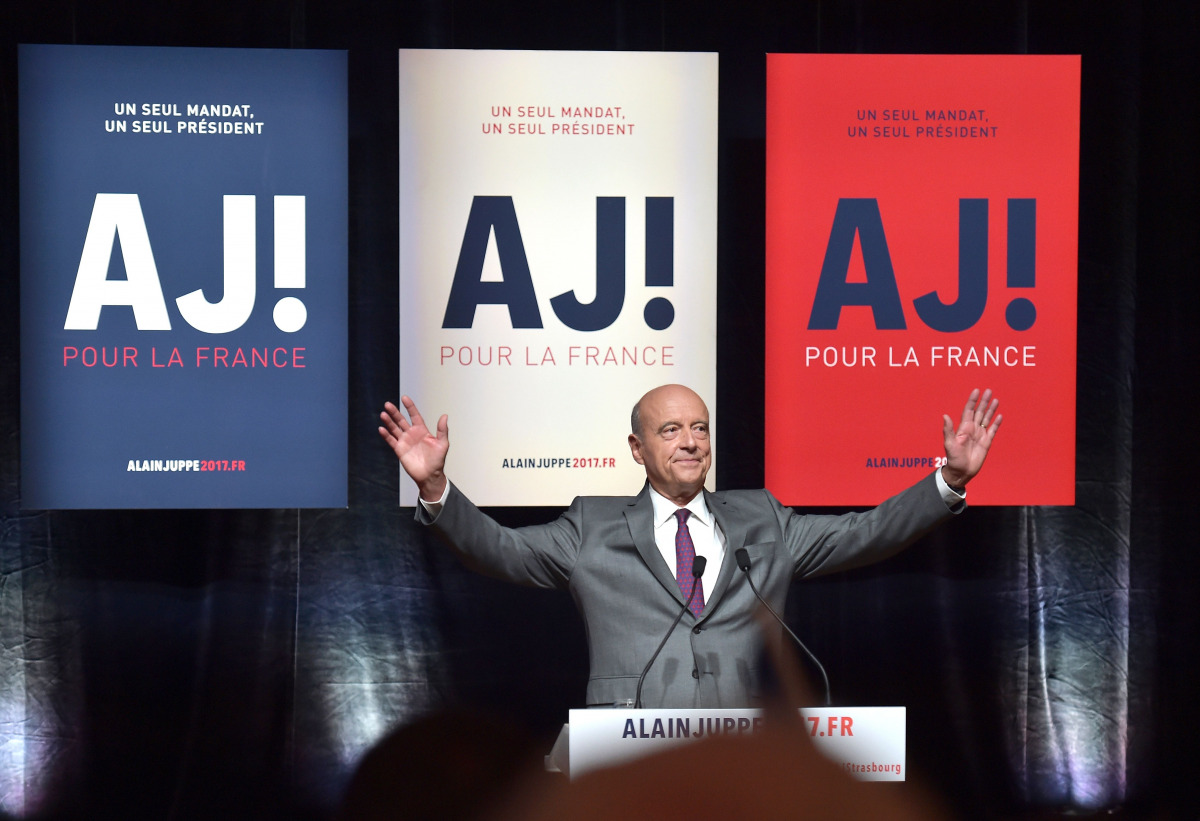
[635,556,706,709]
[735,547,832,707]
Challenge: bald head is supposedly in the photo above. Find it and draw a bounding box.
[631,385,706,435]
[628,385,712,505]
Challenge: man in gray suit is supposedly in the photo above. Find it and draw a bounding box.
[379,385,1001,708]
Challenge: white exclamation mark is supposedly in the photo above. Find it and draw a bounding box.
[272,195,306,332]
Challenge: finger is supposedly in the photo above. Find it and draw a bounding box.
[382,401,410,432]
[400,395,426,429]
[379,403,408,436]
[980,396,999,429]
[987,413,1004,438]
[943,413,954,441]
[960,388,981,428]
[436,413,449,442]
[377,425,398,449]
[975,389,993,426]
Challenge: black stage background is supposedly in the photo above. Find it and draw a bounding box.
[2,2,1198,819]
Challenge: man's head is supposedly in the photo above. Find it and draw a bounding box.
[628,384,711,506]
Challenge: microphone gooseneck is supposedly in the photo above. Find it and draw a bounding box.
[734,547,832,706]
[635,556,707,709]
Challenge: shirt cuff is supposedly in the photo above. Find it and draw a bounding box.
[934,468,966,507]
[417,481,451,517]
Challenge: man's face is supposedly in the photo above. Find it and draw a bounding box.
[628,385,711,505]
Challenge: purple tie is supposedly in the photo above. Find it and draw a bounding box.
[674,509,705,617]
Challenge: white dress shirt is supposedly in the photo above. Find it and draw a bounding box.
[646,485,725,609]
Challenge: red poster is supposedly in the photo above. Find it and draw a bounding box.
[765,54,1078,506]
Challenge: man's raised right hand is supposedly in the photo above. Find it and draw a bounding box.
[379,396,449,503]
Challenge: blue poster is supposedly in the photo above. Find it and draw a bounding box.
[19,45,347,508]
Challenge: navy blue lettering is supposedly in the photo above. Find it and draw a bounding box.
[807,199,906,330]
[550,197,626,331]
[1005,198,1037,330]
[442,196,543,329]
[643,197,675,330]
[644,197,673,287]
[912,199,988,332]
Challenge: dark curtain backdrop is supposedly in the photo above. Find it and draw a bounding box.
[2,1,1197,819]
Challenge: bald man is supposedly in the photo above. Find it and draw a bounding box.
[380,386,1000,708]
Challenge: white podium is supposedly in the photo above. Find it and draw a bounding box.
[546,707,906,781]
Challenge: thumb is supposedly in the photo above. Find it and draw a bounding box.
[436,414,449,443]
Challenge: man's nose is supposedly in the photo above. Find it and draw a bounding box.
[678,428,696,449]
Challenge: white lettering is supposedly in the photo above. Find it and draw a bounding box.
[175,195,257,333]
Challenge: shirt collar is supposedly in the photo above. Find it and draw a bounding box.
[647,484,712,529]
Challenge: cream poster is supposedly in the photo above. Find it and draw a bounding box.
[399,50,717,506]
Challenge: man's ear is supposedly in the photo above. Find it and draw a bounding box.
[628,433,645,465]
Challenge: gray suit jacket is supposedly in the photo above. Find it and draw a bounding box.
[417,471,955,708]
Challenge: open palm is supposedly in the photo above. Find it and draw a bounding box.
[378,396,449,501]
[941,388,1002,488]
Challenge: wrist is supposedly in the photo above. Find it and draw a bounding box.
[418,473,448,503]
[940,466,967,493]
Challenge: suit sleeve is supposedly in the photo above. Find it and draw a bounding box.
[415,482,580,589]
[776,470,958,579]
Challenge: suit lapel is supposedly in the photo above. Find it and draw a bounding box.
[625,485,688,606]
[702,490,743,618]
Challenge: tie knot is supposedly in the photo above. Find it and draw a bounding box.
[674,508,691,526]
